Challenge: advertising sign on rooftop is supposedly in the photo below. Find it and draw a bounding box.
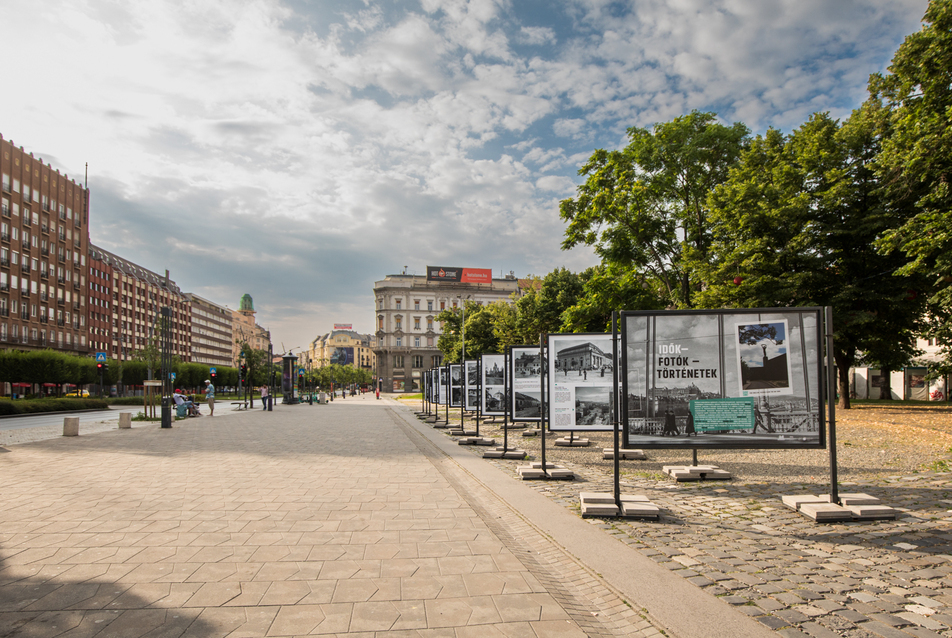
[333,323,353,330]
[426,266,492,283]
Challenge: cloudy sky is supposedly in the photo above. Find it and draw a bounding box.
[0,0,929,352]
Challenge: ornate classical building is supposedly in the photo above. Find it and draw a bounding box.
[307,329,375,373]
[231,293,269,363]
[372,270,521,392]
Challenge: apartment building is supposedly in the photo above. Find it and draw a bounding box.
[186,293,233,367]
[91,245,191,361]
[0,135,90,353]
[372,270,521,392]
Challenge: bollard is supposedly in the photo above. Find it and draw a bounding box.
[119,413,132,429]
[63,417,79,437]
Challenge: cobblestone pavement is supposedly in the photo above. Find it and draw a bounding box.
[436,419,952,638]
[0,401,664,637]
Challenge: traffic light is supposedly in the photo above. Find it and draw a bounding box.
[96,362,103,372]
[240,364,247,382]
[102,362,109,373]
[210,371,217,381]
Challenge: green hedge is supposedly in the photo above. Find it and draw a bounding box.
[106,397,146,406]
[0,398,110,416]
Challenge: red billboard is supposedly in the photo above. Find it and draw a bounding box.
[426,266,492,283]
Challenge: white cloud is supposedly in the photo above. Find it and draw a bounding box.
[0,0,931,350]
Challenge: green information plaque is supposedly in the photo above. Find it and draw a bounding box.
[690,398,755,433]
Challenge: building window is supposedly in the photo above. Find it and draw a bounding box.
[427,319,433,331]
[440,301,445,310]
[395,299,401,309]
[432,355,442,367]
[427,337,434,346]
[394,355,404,368]
[414,317,420,330]
[395,318,402,330]
[414,300,420,310]
[414,337,421,347]
[412,355,423,368]
[427,300,433,311]
[378,315,383,330]
[396,337,402,347]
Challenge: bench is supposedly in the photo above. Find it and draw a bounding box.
[231,401,248,411]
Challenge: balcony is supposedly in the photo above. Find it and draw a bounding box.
[57,319,64,327]
[59,211,67,221]
[22,216,30,227]
[58,233,65,241]
[72,280,79,289]
[40,247,48,256]
[72,302,80,310]
[1,205,9,218]
[0,233,9,242]
[0,308,9,317]
[19,264,29,274]
[0,283,8,291]
[39,271,47,279]
[57,254,65,263]
[40,293,47,301]
[41,224,48,234]
[19,310,28,320]
[0,259,8,267]
[73,321,80,330]
[57,298,64,306]
[39,316,47,324]
[19,288,29,297]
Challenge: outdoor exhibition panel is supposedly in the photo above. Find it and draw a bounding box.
[449,364,463,407]
[481,353,506,416]
[439,366,449,406]
[464,360,480,412]
[548,333,615,432]
[621,308,825,449]
[509,345,542,422]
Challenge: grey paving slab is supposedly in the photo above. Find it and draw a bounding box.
[0,399,658,637]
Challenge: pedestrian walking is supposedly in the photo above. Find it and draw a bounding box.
[260,384,269,410]
[204,379,215,417]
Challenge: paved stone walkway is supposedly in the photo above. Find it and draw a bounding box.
[0,401,666,637]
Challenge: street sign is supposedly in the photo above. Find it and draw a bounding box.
[298,368,305,376]
[95,352,107,362]
[210,367,217,375]
[171,372,176,380]
[144,380,162,387]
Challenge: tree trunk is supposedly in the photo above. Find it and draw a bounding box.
[833,349,851,410]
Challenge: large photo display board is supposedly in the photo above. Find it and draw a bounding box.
[548,333,615,431]
[622,309,825,449]
[449,364,463,407]
[439,366,449,406]
[510,346,542,422]
[481,354,506,416]
[464,360,480,411]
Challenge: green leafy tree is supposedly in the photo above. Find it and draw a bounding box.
[699,110,926,408]
[561,111,749,308]
[869,0,952,369]
[561,264,665,333]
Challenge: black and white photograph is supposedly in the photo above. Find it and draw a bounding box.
[451,387,462,407]
[735,320,793,396]
[548,334,616,431]
[465,361,479,387]
[466,388,479,411]
[450,365,462,386]
[484,387,506,414]
[484,359,505,385]
[623,309,823,449]
[509,346,543,422]
[513,390,542,419]
[481,354,506,416]
[575,386,612,426]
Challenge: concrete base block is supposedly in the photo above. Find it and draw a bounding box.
[518,467,547,479]
[848,504,897,520]
[432,423,450,429]
[483,448,526,459]
[502,423,527,430]
[579,492,658,518]
[820,493,881,507]
[555,438,590,447]
[799,502,854,522]
[118,413,132,429]
[621,501,660,518]
[63,417,79,437]
[581,502,619,516]
[527,462,560,469]
[546,468,575,479]
[781,494,828,511]
[663,465,732,481]
[448,430,477,436]
[459,437,495,446]
[522,429,540,437]
[602,448,647,460]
